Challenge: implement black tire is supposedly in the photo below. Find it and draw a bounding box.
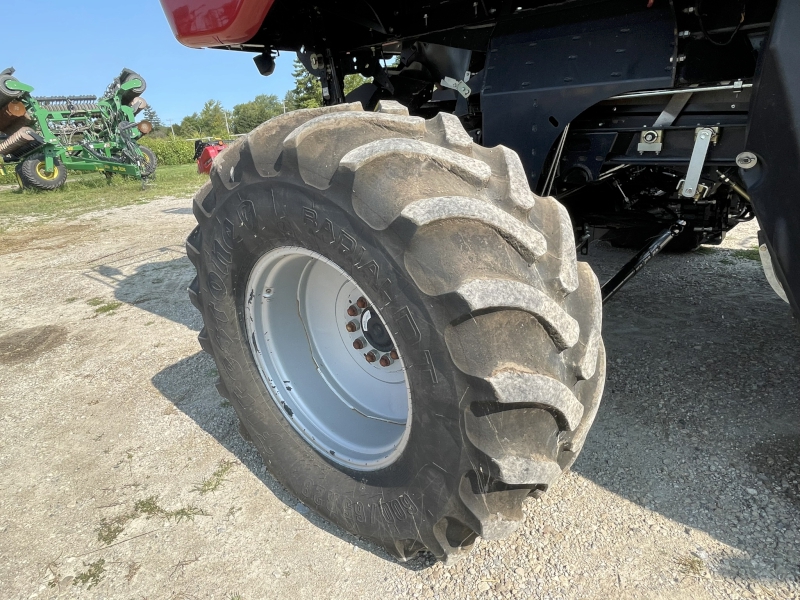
[138,146,157,177]
[186,101,605,563]
[119,68,146,106]
[16,155,67,191]
[0,70,22,110]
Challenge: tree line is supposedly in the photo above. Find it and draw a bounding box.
[146,59,370,139]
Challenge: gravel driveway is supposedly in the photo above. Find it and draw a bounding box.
[0,196,797,599]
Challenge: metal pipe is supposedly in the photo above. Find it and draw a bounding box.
[716,170,751,202]
[542,123,569,197]
[601,220,686,303]
[610,83,752,100]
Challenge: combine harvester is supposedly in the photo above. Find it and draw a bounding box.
[160,0,799,562]
[0,68,156,190]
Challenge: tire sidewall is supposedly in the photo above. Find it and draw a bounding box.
[17,155,66,190]
[139,146,157,176]
[196,178,471,546]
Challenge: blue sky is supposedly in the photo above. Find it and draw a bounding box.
[3,1,296,125]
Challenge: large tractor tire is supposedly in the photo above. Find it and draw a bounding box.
[15,155,67,191]
[186,101,605,563]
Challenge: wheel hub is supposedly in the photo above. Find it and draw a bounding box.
[361,308,393,352]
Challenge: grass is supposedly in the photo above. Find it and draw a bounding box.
[96,516,128,544]
[95,495,210,545]
[95,301,122,314]
[73,559,106,589]
[134,495,208,522]
[694,246,718,255]
[732,247,761,261]
[193,459,236,494]
[696,245,760,263]
[86,297,123,314]
[0,164,203,229]
[676,554,706,575]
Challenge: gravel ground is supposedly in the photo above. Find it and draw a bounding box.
[0,197,797,599]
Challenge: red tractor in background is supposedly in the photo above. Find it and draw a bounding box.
[159,0,799,562]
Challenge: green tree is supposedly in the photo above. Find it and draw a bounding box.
[175,100,230,138]
[344,73,372,95]
[285,59,322,110]
[198,100,230,136]
[231,94,283,133]
[175,113,202,138]
[141,105,162,128]
[284,58,374,109]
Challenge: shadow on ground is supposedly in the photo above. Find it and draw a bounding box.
[141,241,798,576]
[150,351,430,569]
[84,249,200,330]
[578,243,800,581]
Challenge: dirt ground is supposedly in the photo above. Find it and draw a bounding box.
[0,196,798,600]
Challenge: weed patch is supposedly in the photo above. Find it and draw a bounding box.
[73,559,106,589]
[133,495,164,517]
[732,247,760,261]
[95,301,122,314]
[96,516,129,544]
[96,495,209,545]
[694,246,718,255]
[194,459,236,494]
[133,495,209,522]
[676,554,706,575]
[86,298,122,314]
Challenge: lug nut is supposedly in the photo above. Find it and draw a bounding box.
[346,304,359,316]
[379,354,393,367]
[356,296,368,309]
[345,320,359,332]
[390,349,399,360]
[364,351,377,363]
[353,338,365,350]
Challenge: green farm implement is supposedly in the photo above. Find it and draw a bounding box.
[0,68,156,190]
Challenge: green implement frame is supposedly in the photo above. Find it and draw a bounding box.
[0,68,154,187]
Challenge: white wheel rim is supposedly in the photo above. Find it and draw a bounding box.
[245,247,412,470]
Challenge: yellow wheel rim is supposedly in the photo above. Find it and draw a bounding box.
[36,161,60,181]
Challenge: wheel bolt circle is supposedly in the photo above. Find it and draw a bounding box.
[379,355,392,367]
[353,338,365,350]
[345,321,359,333]
[390,349,399,360]
[356,296,368,309]
[346,305,359,317]
[365,351,377,363]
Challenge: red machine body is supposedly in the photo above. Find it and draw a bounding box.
[197,141,227,175]
[158,0,275,47]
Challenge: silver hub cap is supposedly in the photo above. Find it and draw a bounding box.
[244,247,412,470]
